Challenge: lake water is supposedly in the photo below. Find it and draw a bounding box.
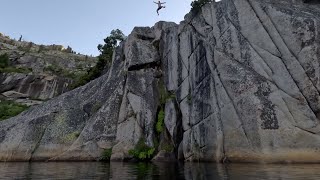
[1,162,320,179]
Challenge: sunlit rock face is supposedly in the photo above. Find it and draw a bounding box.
[173,0,320,163]
[1,0,320,163]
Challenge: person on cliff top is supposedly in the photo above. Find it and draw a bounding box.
[154,1,166,15]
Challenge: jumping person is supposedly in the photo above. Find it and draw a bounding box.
[154,1,166,15]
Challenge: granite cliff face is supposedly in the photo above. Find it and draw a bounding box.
[1,0,320,163]
[0,35,96,106]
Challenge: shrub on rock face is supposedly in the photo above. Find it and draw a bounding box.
[128,139,155,161]
[161,143,174,153]
[70,29,126,89]
[100,148,112,161]
[95,29,126,73]
[156,109,165,133]
[0,53,33,74]
[0,54,9,68]
[0,100,29,121]
[191,0,213,13]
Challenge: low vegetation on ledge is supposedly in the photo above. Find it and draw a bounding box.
[0,53,32,74]
[129,139,156,161]
[0,100,29,121]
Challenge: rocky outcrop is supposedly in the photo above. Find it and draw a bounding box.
[0,46,124,161]
[0,35,96,105]
[1,0,320,163]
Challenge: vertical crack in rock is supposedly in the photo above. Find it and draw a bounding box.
[174,101,184,159]
[30,124,49,161]
[216,66,251,145]
[211,73,226,162]
[9,124,28,161]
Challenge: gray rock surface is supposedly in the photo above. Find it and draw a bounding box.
[174,0,320,162]
[1,0,320,163]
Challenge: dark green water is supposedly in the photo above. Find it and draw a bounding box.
[1,162,320,179]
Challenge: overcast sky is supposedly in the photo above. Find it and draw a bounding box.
[0,0,194,56]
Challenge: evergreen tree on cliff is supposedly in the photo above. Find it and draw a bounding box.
[71,29,125,88]
[96,29,125,74]
[191,0,213,13]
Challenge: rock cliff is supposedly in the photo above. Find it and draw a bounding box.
[1,0,320,163]
[0,35,96,106]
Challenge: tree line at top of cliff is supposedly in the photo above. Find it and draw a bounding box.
[191,0,214,13]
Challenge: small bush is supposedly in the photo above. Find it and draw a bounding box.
[128,139,155,161]
[159,81,167,106]
[0,100,29,121]
[156,109,165,133]
[100,148,112,161]
[68,65,102,89]
[61,70,77,79]
[69,76,90,89]
[38,45,45,53]
[17,45,32,52]
[43,65,56,73]
[0,54,9,68]
[159,80,176,106]
[0,54,32,74]
[191,0,213,13]
[67,29,126,89]
[44,64,64,75]
[161,143,174,153]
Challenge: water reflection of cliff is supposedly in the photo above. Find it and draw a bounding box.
[1,162,320,179]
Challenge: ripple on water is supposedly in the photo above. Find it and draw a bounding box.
[0,162,320,179]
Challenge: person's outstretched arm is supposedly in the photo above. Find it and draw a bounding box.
[153,1,158,4]
[161,2,166,4]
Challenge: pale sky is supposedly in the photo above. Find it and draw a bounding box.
[0,0,194,56]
